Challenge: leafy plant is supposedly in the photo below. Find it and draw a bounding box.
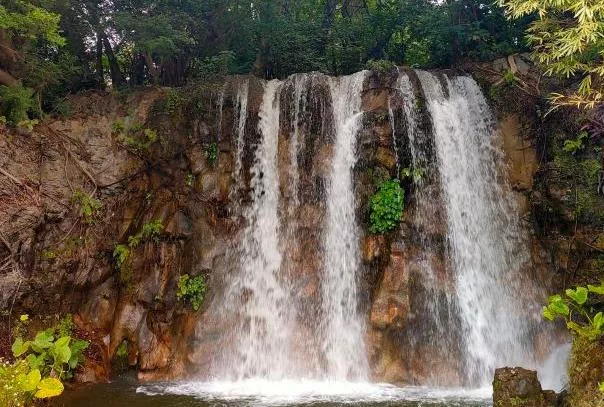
[0,359,64,405]
[563,131,589,155]
[177,274,207,311]
[113,244,130,268]
[12,329,88,380]
[502,70,518,85]
[17,119,38,132]
[365,59,396,74]
[71,189,102,224]
[500,0,604,109]
[0,83,35,126]
[369,179,405,234]
[401,167,424,183]
[127,220,163,248]
[206,142,218,165]
[543,283,604,340]
[185,173,195,187]
[112,118,158,152]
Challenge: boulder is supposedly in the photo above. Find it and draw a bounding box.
[493,367,564,407]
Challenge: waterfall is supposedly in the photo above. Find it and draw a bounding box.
[392,72,461,386]
[234,79,249,181]
[417,71,535,385]
[190,70,559,393]
[233,80,294,379]
[321,71,368,380]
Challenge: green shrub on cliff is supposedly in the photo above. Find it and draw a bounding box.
[369,179,405,234]
[177,274,207,311]
[71,189,102,224]
[1,322,90,405]
[543,283,604,340]
[544,283,604,404]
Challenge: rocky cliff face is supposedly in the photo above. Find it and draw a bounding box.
[0,66,599,385]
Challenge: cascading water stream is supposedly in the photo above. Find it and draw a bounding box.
[232,79,295,380]
[149,70,565,404]
[234,79,249,181]
[417,71,536,385]
[321,71,369,380]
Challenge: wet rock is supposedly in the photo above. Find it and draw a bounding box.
[74,358,109,384]
[375,147,397,170]
[493,367,562,407]
[186,148,210,175]
[362,235,387,263]
[165,211,193,238]
[369,250,409,329]
[493,58,509,73]
[195,172,219,201]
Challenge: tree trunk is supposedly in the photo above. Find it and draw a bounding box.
[102,35,125,88]
[323,0,338,28]
[143,53,160,84]
[95,35,105,89]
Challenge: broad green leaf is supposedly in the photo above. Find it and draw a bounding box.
[599,382,604,393]
[593,312,604,331]
[19,368,41,392]
[547,295,570,316]
[34,377,64,398]
[12,337,30,357]
[32,330,54,351]
[25,353,45,370]
[566,287,588,305]
[588,284,604,295]
[52,336,72,366]
[542,306,555,321]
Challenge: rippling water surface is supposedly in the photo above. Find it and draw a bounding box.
[55,379,492,407]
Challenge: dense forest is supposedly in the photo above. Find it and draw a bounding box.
[0,0,537,123]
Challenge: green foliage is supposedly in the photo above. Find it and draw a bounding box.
[56,314,74,338]
[177,274,207,311]
[71,189,102,224]
[562,131,589,155]
[206,142,218,165]
[0,359,64,405]
[0,83,35,126]
[113,220,163,284]
[112,119,158,152]
[164,88,184,116]
[543,282,604,340]
[189,51,235,81]
[502,70,518,86]
[113,244,130,268]
[0,3,65,47]
[401,167,424,183]
[552,137,603,222]
[365,59,396,74]
[369,179,405,234]
[185,173,195,187]
[127,220,163,248]
[500,0,604,109]
[11,330,88,380]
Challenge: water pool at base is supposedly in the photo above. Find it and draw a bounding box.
[54,380,492,407]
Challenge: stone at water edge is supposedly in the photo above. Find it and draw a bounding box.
[493,367,565,407]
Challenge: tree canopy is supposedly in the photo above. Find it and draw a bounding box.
[500,0,604,109]
[0,0,539,121]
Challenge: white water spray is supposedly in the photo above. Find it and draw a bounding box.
[418,71,535,385]
[321,71,368,380]
[233,80,294,379]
